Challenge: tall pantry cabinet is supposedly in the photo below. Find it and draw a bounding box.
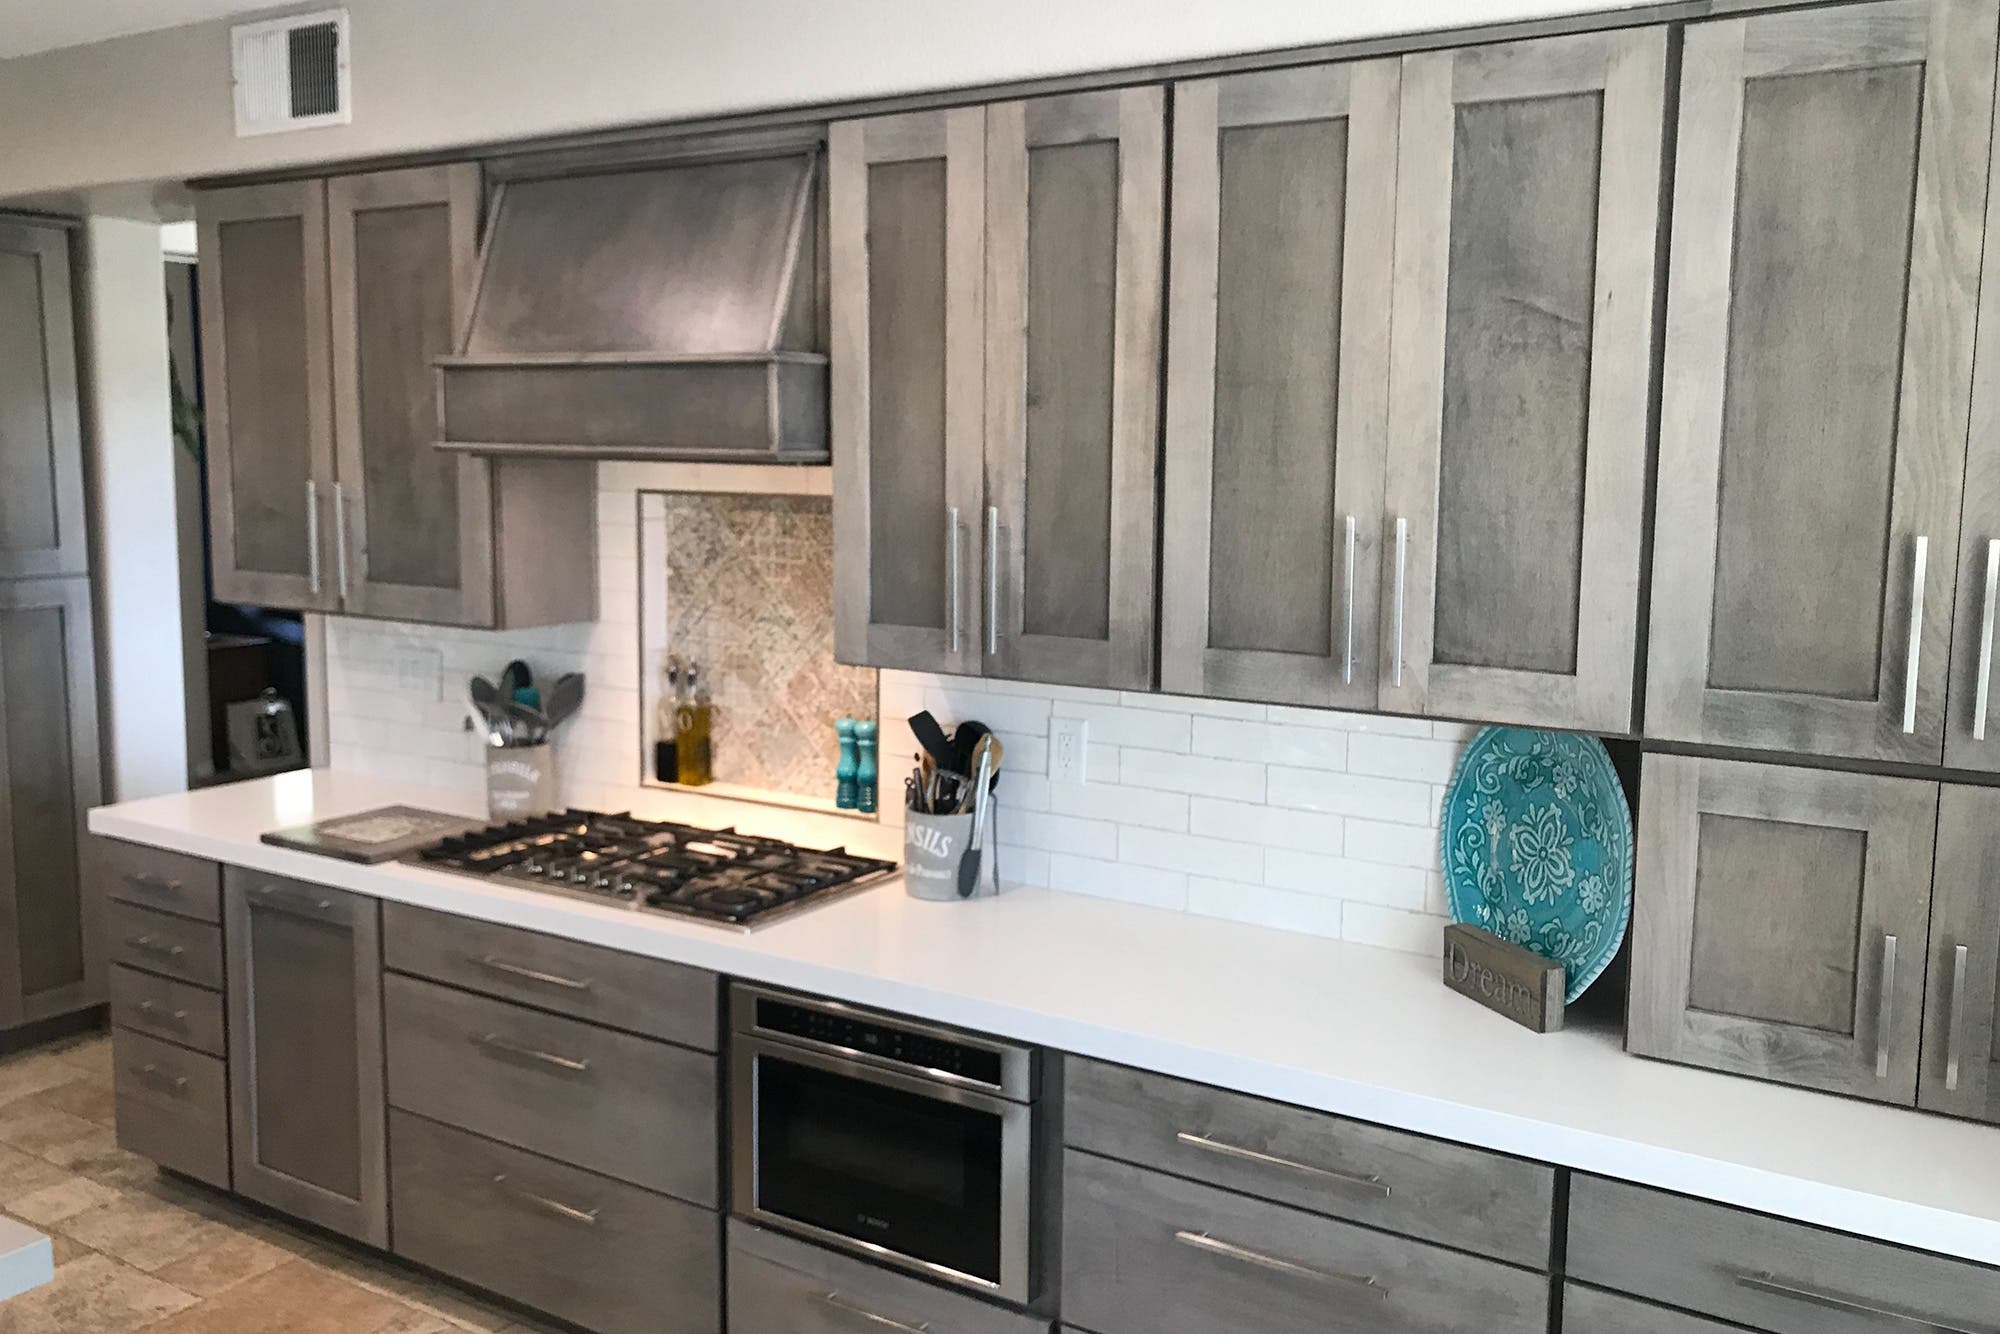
[0,218,105,1038]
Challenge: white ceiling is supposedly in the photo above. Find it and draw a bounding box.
[0,0,281,60]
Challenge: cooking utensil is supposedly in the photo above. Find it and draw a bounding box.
[958,745,996,898]
[956,734,1003,814]
[908,711,955,769]
[500,659,534,705]
[543,673,586,728]
[469,677,509,746]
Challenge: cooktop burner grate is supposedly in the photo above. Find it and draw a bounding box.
[409,810,898,929]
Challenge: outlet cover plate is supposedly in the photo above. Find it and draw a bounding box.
[1051,716,1088,784]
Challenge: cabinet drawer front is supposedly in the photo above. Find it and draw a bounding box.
[107,900,223,989]
[1563,1286,1741,1334]
[1062,1150,1549,1334]
[384,973,716,1204]
[391,1110,718,1334]
[383,901,718,1049]
[1569,1177,2000,1334]
[728,1220,1050,1334]
[112,1028,229,1189]
[1065,1058,1555,1266]
[100,840,221,923]
[110,966,225,1057]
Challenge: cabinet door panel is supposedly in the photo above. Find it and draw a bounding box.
[1647,0,1997,762]
[1920,783,2000,1121]
[985,89,1163,689]
[831,108,986,673]
[330,164,493,624]
[1628,754,1936,1103]
[0,222,85,580]
[225,871,386,1245]
[1383,30,1664,732]
[0,578,100,1029]
[198,181,338,611]
[1161,61,1398,707]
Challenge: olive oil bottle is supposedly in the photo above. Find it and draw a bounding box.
[653,656,681,783]
[675,661,714,786]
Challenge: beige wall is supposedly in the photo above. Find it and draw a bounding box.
[0,0,1638,209]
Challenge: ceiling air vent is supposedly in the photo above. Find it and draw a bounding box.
[232,9,351,137]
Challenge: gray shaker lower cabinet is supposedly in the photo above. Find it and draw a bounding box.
[1626,754,1937,1103]
[1568,1176,2000,1334]
[728,1220,1049,1334]
[111,1027,230,1190]
[224,869,388,1246]
[1062,1149,1549,1334]
[391,1110,718,1334]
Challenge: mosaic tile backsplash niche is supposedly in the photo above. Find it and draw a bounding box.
[652,492,876,798]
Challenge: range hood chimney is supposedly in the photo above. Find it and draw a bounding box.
[435,132,827,463]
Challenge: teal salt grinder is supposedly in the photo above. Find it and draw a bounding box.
[855,720,879,813]
[835,717,858,809]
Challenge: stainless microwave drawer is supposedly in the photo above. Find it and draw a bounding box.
[1568,1176,2000,1334]
[384,972,717,1205]
[728,1221,1050,1334]
[1064,1056,1556,1267]
[391,1109,718,1334]
[1062,1149,1549,1334]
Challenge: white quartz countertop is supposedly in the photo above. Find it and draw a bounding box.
[0,1218,52,1304]
[92,770,2000,1268]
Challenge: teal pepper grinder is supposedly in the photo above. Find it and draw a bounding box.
[834,717,858,810]
[855,719,879,814]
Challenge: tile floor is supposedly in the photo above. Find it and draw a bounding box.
[0,1030,560,1334]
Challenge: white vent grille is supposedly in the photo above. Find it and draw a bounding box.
[232,9,351,137]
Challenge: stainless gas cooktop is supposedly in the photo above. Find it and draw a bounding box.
[409,810,897,930]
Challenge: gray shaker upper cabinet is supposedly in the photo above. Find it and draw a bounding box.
[200,170,596,628]
[328,165,496,626]
[0,221,86,581]
[1627,754,1937,1105]
[984,89,1165,689]
[1380,29,1666,734]
[198,181,339,612]
[831,108,987,674]
[1646,0,2000,764]
[1159,60,1401,708]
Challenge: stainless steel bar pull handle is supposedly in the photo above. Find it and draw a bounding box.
[985,505,999,657]
[125,872,182,897]
[945,507,962,654]
[474,955,593,992]
[333,481,351,600]
[1174,1230,1385,1298]
[1734,1270,1989,1334]
[1342,515,1357,685]
[1903,534,1929,734]
[1877,932,1898,1080]
[132,1063,189,1097]
[127,936,184,960]
[1977,539,1999,741]
[814,1291,931,1332]
[305,480,322,595]
[1947,943,1971,1093]
[491,1174,599,1227]
[1176,1131,1390,1198]
[135,999,189,1026]
[1392,516,1408,688]
[469,1031,591,1075]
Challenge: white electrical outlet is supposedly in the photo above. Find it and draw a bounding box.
[1051,717,1088,784]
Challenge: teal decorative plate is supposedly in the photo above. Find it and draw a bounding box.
[1440,727,1632,1003]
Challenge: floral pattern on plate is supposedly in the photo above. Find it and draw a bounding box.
[1440,726,1633,1003]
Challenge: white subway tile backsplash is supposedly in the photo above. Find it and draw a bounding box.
[1116,827,1264,882]
[1048,854,1188,910]
[1267,766,1433,824]
[1192,716,1347,770]
[1188,797,1344,857]
[1118,748,1265,802]
[1188,877,1344,938]
[323,472,1468,965]
[1052,700,1192,752]
[1347,733,1467,783]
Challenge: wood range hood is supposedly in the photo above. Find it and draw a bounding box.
[435,134,828,464]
